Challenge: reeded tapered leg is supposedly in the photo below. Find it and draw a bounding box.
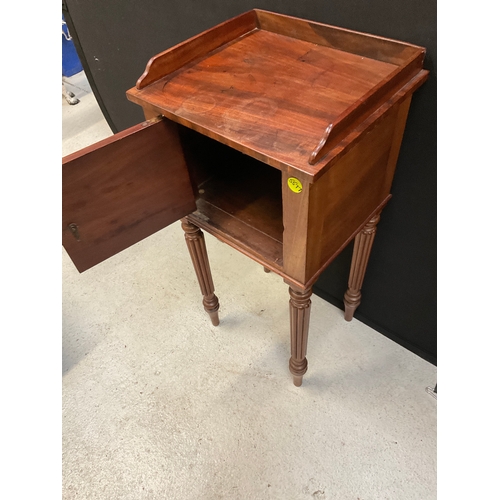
[289,287,312,387]
[181,218,220,326]
[344,213,381,321]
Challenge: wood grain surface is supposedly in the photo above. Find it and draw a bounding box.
[127,10,426,181]
[62,118,196,272]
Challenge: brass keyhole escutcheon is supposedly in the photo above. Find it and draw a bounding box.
[68,223,80,241]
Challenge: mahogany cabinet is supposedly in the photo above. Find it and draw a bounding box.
[62,10,428,386]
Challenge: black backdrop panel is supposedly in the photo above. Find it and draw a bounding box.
[63,0,437,365]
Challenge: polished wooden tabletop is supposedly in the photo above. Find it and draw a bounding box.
[127,9,427,182]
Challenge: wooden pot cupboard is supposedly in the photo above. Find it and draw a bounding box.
[62,10,428,386]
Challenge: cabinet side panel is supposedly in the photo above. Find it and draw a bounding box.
[381,96,412,194]
[306,104,402,281]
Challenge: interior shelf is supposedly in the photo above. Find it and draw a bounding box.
[179,126,284,267]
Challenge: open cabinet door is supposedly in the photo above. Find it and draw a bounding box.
[62,117,196,272]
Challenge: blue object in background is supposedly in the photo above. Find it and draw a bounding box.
[62,15,83,77]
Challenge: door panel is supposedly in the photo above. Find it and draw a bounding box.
[62,117,196,272]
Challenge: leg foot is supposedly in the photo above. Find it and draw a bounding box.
[204,294,220,326]
[289,287,312,386]
[344,287,361,321]
[263,267,271,273]
[344,213,381,321]
[181,218,220,325]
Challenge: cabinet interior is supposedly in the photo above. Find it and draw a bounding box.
[178,125,284,268]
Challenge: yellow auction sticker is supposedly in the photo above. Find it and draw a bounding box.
[287,177,303,193]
